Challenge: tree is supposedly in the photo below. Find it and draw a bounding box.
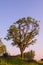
[0,39,6,56]
[0,45,6,55]
[5,17,39,58]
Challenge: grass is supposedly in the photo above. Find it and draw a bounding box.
[0,56,43,65]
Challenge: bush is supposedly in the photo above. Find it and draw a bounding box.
[3,52,9,58]
[24,50,35,60]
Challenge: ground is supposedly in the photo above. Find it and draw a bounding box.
[0,56,43,65]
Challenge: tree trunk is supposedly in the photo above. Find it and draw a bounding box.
[20,47,24,59]
[21,50,24,59]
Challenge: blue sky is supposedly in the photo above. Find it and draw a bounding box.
[0,0,43,60]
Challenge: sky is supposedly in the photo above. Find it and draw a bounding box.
[0,0,43,60]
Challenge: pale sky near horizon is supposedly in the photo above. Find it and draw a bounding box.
[0,0,43,60]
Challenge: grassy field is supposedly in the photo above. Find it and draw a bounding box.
[0,56,43,65]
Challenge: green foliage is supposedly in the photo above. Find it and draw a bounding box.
[0,45,6,55]
[0,56,43,65]
[0,56,37,65]
[3,52,9,58]
[0,39,6,55]
[24,50,35,60]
